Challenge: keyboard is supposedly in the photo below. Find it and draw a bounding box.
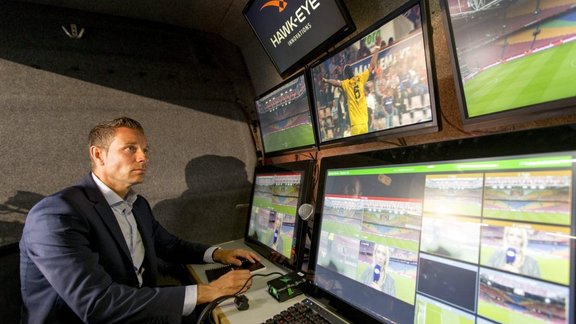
[205,259,265,282]
[262,298,349,324]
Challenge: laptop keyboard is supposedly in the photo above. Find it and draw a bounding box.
[262,298,348,324]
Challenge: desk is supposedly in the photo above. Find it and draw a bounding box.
[187,239,306,324]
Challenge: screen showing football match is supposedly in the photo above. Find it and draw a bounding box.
[313,152,575,323]
[255,73,316,155]
[444,0,576,119]
[247,171,303,260]
[309,2,434,145]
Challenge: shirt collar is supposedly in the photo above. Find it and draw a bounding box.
[91,173,138,208]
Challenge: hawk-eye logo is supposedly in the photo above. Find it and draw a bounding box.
[260,0,288,13]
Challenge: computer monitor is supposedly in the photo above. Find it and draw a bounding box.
[308,0,439,149]
[243,0,355,77]
[245,160,314,271]
[308,124,576,323]
[255,72,318,156]
[440,0,576,130]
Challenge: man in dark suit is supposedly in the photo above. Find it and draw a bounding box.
[19,117,259,323]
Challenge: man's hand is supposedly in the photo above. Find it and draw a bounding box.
[378,174,392,186]
[197,269,253,304]
[212,248,260,267]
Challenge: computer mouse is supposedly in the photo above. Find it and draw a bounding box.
[234,294,250,311]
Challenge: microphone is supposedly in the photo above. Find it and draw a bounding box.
[298,203,314,220]
[273,229,279,244]
[505,247,517,264]
[373,264,382,282]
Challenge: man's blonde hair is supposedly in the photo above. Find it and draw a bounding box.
[88,117,144,149]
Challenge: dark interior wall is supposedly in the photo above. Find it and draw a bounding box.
[0,1,258,249]
[0,5,260,321]
[0,244,20,322]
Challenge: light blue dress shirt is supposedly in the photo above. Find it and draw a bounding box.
[91,173,219,316]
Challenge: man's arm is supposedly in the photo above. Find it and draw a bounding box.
[322,77,342,88]
[369,46,380,72]
[212,247,261,266]
[195,249,260,303]
[20,194,186,323]
[196,269,253,304]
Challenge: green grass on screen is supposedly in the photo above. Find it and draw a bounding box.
[264,123,315,153]
[464,41,576,117]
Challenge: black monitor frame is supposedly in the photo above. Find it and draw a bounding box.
[242,0,355,78]
[308,0,439,150]
[307,123,576,323]
[254,71,319,157]
[244,160,315,271]
[440,0,576,131]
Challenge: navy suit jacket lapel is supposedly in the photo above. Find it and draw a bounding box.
[133,199,154,256]
[132,196,159,286]
[81,174,133,262]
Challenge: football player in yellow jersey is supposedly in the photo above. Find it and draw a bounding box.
[322,46,380,136]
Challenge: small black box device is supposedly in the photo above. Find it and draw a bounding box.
[267,271,306,302]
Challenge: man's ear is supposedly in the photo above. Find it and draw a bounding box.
[90,146,105,166]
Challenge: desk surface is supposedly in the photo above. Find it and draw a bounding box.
[187,239,306,324]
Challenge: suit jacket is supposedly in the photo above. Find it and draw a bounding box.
[20,174,211,323]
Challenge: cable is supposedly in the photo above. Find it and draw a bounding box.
[439,107,481,137]
[195,272,284,324]
[196,294,234,324]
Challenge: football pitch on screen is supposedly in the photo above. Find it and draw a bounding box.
[464,41,576,117]
[264,124,315,153]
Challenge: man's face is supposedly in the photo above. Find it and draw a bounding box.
[97,127,149,196]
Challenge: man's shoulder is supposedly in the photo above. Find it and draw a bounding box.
[31,176,96,210]
[341,78,352,88]
[23,186,90,227]
[51,180,92,199]
[133,194,152,210]
[30,184,89,210]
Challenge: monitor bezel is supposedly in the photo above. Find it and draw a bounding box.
[307,0,440,150]
[307,123,576,323]
[254,71,319,157]
[242,0,356,78]
[439,0,576,131]
[244,159,315,271]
